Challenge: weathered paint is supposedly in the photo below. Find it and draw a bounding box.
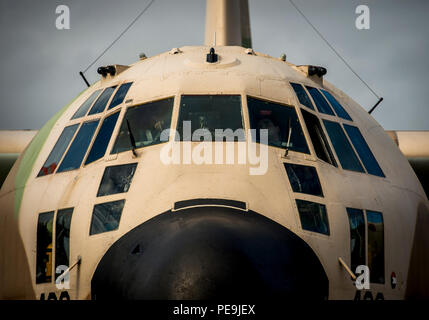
[13,90,86,219]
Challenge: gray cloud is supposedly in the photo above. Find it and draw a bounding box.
[0,0,427,130]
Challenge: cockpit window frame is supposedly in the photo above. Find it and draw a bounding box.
[56,119,100,173]
[37,124,80,177]
[305,86,336,116]
[176,94,245,142]
[300,108,338,167]
[70,82,130,122]
[111,96,175,155]
[290,82,315,111]
[108,82,133,110]
[84,110,121,166]
[71,89,103,120]
[87,86,118,116]
[320,89,353,121]
[291,84,385,178]
[323,119,365,173]
[246,95,311,155]
[343,124,385,178]
[289,82,354,122]
[37,81,138,177]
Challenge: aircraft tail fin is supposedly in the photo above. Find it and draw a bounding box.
[204,0,252,48]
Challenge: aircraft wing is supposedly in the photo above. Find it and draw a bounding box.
[0,130,37,187]
[386,130,429,198]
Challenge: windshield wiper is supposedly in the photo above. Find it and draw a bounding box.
[126,118,138,157]
[285,117,292,157]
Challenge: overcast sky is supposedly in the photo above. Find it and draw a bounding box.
[0,0,428,130]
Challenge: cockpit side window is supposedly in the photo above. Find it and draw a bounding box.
[36,211,54,284]
[301,109,337,166]
[343,124,385,177]
[111,97,174,154]
[305,86,335,116]
[108,82,133,110]
[38,124,79,177]
[247,97,309,154]
[176,95,244,142]
[284,163,323,197]
[88,86,117,115]
[57,120,99,173]
[97,163,137,197]
[55,208,73,271]
[346,208,366,273]
[366,210,384,284]
[85,112,120,165]
[290,83,314,110]
[71,90,102,120]
[90,200,125,235]
[320,89,352,121]
[296,199,330,235]
[323,120,364,173]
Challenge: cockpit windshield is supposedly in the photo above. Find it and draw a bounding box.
[176,95,244,141]
[111,98,174,154]
[247,96,309,154]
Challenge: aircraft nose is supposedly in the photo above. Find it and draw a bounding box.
[91,206,328,300]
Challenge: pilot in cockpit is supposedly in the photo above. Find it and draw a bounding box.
[257,117,281,146]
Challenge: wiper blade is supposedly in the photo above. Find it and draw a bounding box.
[285,117,292,157]
[126,118,138,157]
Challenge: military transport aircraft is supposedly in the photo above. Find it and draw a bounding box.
[0,0,428,300]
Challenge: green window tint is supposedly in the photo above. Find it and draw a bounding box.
[284,163,323,197]
[55,208,73,270]
[38,124,79,177]
[88,86,117,115]
[108,82,133,110]
[346,208,366,272]
[343,124,385,177]
[296,199,330,235]
[320,89,352,121]
[301,109,337,166]
[57,120,99,173]
[306,86,335,115]
[71,90,102,119]
[367,210,384,284]
[248,97,309,153]
[177,95,244,142]
[97,163,137,197]
[90,200,125,235]
[323,120,364,173]
[112,98,174,154]
[290,82,314,110]
[85,112,120,165]
[36,211,54,284]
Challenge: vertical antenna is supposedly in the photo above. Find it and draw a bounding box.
[79,71,90,87]
[213,31,216,46]
[368,97,384,115]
